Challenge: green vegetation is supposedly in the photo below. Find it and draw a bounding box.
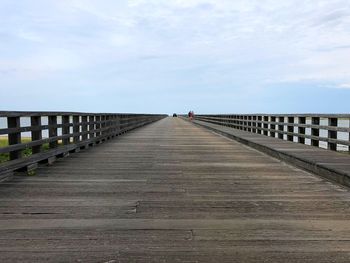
[0,137,53,163]
[0,137,8,147]
[0,137,9,163]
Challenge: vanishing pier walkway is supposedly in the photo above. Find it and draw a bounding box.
[1,117,350,262]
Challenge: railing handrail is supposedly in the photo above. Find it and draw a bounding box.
[0,112,167,177]
[0,111,164,117]
[195,113,350,118]
[194,114,350,152]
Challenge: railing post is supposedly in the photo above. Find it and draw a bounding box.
[278,117,284,139]
[287,117,294,141]
[95,115,101,138]
[112,115,117,136]
[73,115,80,143]
[7,116,21,160]
[328,118,337,151]
[82,116,88,141]
[116,115,121,135]
[252,116,257,133]
[106,115,111,139]
[101,115,106,138]
[31,116,42,154]
[247,116,251,132]
[89,115,95,140]
[270,116,276,138]
[298,117,306,144]
[62,115,70,145]
[48,116,58,149]
[257,116,262,134]
[263,116,268,136]
[311,117,320,147]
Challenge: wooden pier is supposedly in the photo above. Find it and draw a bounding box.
[1,116,350,262]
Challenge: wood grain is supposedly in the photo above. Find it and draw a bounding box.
[0,117,350,262]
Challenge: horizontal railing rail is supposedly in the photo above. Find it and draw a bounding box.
[193,114,350,152]
[0,111,166,177]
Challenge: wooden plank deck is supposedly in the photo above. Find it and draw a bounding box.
[192,118,350,187]
[0,117,350,262]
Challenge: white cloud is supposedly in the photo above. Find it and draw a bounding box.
[338,83,350,89]
[0,0,349,110]
[0,48,84,79]
[16,30,44,43]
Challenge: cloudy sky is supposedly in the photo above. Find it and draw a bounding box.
[0,0,349,113]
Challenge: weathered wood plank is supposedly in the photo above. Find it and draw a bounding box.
[192,118,350,187]
[0,117,350,262]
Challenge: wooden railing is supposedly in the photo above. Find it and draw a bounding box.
[0,111,166,177]
[194,114,350,152]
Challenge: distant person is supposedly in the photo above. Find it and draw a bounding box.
[188,111,194,121]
